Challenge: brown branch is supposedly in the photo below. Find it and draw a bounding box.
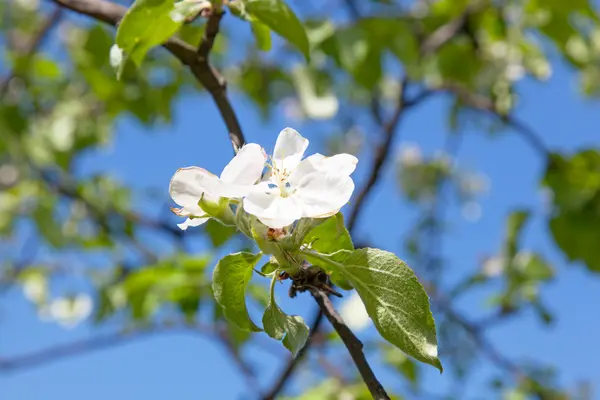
[0,7,63,99]
[51,0,245,152]
[197,7,222,59]
[310,289,391,400]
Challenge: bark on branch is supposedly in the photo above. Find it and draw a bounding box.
[310,289,391,400]
[51,0,245,151]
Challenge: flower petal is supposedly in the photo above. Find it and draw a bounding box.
[177,216,209,231]
[288,153,325,184]
[171,166,251,205]
[169,167,213,216]
[289,153,358,186]
[273,127,309,172]
[321,153,358,176]
[295,173,355,218]
[220,143,267,185]
[243,182,303,228]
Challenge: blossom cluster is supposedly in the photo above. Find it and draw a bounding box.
[169,128,358,230]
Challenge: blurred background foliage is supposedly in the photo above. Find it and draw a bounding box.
[1,0,599,399]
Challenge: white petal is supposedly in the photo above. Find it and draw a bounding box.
[220,143,267,185]
[273,128,309,172]
[295,173,355,218]
[169,167,213,216]
[170,166,250,204]
[243,183,303,228]
[288,153,326,184]
[177,216,209,230]
[321,153,358,176]
[289,153,357,186]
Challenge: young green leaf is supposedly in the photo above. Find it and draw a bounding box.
[205,219,236,248]
[303,248,442,372]
[303,249,353,290]
[301,213,354,289]
[114,0,194,73]
[251,21,272,51]
[262,274,309,356]
[245,0,310,61]
[212,252,263,332]
[304,213,354,254]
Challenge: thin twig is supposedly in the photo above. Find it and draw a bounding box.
[0,7,63,98]
[0,322,260,389]
[41,170,184,239]
[310,288,391,400]
[51,0,245,151]
[439,83,550,157]
[0,324,207,372]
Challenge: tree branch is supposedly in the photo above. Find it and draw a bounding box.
[439,83,550,158]
[0,7,63,99]
[0,322,259,389]
[0,324,201,372]
[310,288,391,400]
[41,169,184,239]
[50,0,245,152]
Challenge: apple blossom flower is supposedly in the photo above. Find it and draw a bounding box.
[169,143,267,230]
[243,128,357,228]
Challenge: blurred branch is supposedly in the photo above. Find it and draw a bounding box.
[310,288,391,400]
[0,321,259,390]
[0,7,63,99]
[439,301,523,377]
[0,323,208,372]
[50,0,246,152]
[419,2,483,56]
[41,170,185,239]
[439,84,550,158]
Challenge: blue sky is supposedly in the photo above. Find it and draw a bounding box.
[2,10,600,400]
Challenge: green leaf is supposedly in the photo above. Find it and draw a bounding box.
[262,275,309,356]
[304,213,354,254]
[504,209,530,260]
[212,252,263,332]
[245,0,310,61]
[304,248,442,371]
[251,21,272,51]
[543,150,600,272]
[300,213,354,289]
[205,219,236,248]
[115,0,185,70]
[319,24,383,89]
[260,259,279,275]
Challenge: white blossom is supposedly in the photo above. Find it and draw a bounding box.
[40,294,93,329]
[339,292,371,332]
[242,128,357,228]
[169,143,267,230]
[109,44,124,70]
